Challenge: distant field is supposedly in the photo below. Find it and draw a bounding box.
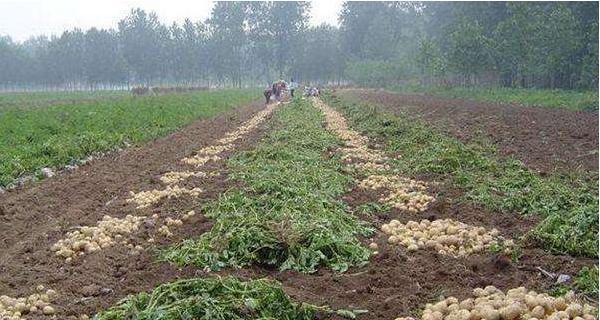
[0,89,258,187]
[390,85,598,111]
[0,90,129,109]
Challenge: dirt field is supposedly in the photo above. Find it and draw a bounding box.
[0,97,596,320]
[0,101,269,319]
[340,89,598,174]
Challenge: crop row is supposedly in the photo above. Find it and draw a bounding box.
[51,103,278,263]
[324,93,598,258]
[161,99,373,273]
[96,99,376,318]
[313,98,515,259]
[0,90,258,189]
[318,94,598,317]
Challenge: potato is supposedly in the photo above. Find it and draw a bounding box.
[42,305,55,315]
[500,303,522,320]
[479,307,500,320]
[553,297,568,311]
[530,305,545,319]
[566,303,583,318]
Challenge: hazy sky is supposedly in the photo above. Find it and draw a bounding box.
[0,0,344,42]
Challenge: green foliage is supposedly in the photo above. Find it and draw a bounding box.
[292,24,343,83]
[0,89,257,187]
[94,276,319,320]
[325,93,598,257]
[390,85,599,111]
[344,60,402,87]
[447,16,493,79]
[416,37,446,80]
[162,99,373,273]
[0,90,128,109]
[575,266,599,298]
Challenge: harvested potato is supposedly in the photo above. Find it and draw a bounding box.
[381,218,513,257]
[394,286,597,320]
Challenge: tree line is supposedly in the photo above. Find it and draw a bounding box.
[341,2,598,89]
[0,2,597,91]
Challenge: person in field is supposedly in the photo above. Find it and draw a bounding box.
[288,78,298,98]
[277,80,287,101]
[263,86,273,104]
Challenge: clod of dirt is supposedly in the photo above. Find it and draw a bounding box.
[79,284,102,297]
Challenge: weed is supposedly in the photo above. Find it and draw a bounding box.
[575,266,599,298]
[355,202,389,216]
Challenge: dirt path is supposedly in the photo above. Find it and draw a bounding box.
[340,89,598,174]
[0,101,274,319]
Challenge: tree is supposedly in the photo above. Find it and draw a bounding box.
[208,2,248,87]
[293,24,342,84]
[416,37,446,85]
[268,1,310,77]
[84,28,126,88]
[447,16,493,85]
[118,8,163,85]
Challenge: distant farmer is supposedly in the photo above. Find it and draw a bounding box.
[273,80,287,101]
[263,86,273,104]
[288,78,298,98]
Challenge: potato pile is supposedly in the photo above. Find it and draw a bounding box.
[196,144,232,156]
[160,171,207,185]
[156,210,196,238]
[382,219,513,257]
[359,175,433,212]
[352,160,392,172]
[181,104,276,166]
[314,99,389,170]
[381,189,434,213]
[394,286,597,320]
[127,186,203,208]
[181,154,221,167]
[52,214,144,262]
[313,99,437,213]
[0,286,57,319]
[340,145,388,163]
[216,103,277,145]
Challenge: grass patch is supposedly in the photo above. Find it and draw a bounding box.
[575,266,599,298]
[324,93,598,257]
[0,89,257,187]
[94,276,320,320]
[162,99,373,273]
[0,90,128,109]
[390,85,598,111]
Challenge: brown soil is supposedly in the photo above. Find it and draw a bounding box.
[340,89,598,174]
[0,101,270,319]
[0,98,595,320]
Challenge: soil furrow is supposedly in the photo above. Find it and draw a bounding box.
[340,89,598,174]
[0,101,275,319]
